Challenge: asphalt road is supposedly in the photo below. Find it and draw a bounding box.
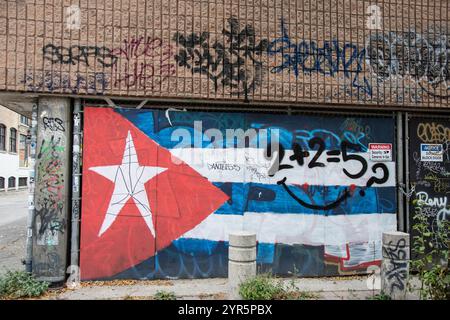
[0,190,28,275]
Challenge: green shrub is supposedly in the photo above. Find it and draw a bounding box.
[154,290,176,300]
[0,270,49,299]
[367,293,391,300]
[410,202,450,300]
[239,274,285,300]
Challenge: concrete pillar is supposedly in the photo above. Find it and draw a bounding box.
[32,97,71,285]
[381,231,410,299]
[228,231,257,300]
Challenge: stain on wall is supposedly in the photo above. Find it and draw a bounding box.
[79,106,397,280]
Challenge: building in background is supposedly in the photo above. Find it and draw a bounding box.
[0,105,31,192]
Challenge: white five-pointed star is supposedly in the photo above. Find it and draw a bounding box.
[89,131,167,237]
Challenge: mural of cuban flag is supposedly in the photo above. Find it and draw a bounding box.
[80,106,397,280]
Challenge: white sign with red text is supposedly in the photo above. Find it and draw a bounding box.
[369,143,392,162]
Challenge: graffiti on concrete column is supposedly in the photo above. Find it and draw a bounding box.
[35,122,67,245]
[382,238,409,294]
[173,17,268,99]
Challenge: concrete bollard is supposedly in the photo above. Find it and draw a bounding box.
[381,231,410,299]
[228,231,257,300]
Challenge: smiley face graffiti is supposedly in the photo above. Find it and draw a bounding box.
[266,139,390,210]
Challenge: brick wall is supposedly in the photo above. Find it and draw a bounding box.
[0,0,449,108]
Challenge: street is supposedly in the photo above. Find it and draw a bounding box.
[0,190,28,275]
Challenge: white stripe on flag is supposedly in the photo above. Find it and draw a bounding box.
[180,212,397,247]
[169,147,396,187]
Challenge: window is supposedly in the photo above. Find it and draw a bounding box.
[9,128,17,153]
[0,177,4,189]
[20,115,30,126]
[8,177,15,188]
[19,134,29,167]
[18,177,27,187]
[0,124,5,151]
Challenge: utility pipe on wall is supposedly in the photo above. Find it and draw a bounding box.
[25,104,38,273]
[69,99,82,281]
[396,112,405,232]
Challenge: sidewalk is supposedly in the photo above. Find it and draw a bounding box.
[41,276,422,300]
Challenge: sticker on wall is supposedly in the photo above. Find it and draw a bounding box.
[420,144,443,162]
[369,143,392,161]
[36,222,59,246]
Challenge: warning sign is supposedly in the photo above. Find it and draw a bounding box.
[369,143,392,161]
[420,144,443,162]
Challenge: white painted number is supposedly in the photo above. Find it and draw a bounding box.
[366,265,381,290]
[66,5,81,30]
[366,5,382,30]
[66,265,81,289]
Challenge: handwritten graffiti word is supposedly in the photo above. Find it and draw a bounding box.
[21,71,109,94]
[114,37,171,60]
[43,117,65,132]
[416,191,448,208]
[265,138,389,210]
[113,37,176,89]
[385,260,408,291]
[43,44,118,67]
[173,17,268,99]
[37,136,65,202]
[268,19,372,98]
[424,173,450,194]
[417,122,450,143]
[207,162,241,171]
[36,208,66,239]
[366,32,450,98]
[382,239,408,260]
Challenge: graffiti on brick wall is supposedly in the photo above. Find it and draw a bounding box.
[27,37,176,93]
[23,14,449,103]
[173,17,268,100]
[112,37,176,90]
[268,19,372,99]
[79,107,397,280]
[21,71,109,94]
[43,44,118,67]
[366,31,450,99]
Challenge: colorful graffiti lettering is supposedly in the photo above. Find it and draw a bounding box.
[112,37,176,89]
[267,19,372,98]
[21,71,109,94]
